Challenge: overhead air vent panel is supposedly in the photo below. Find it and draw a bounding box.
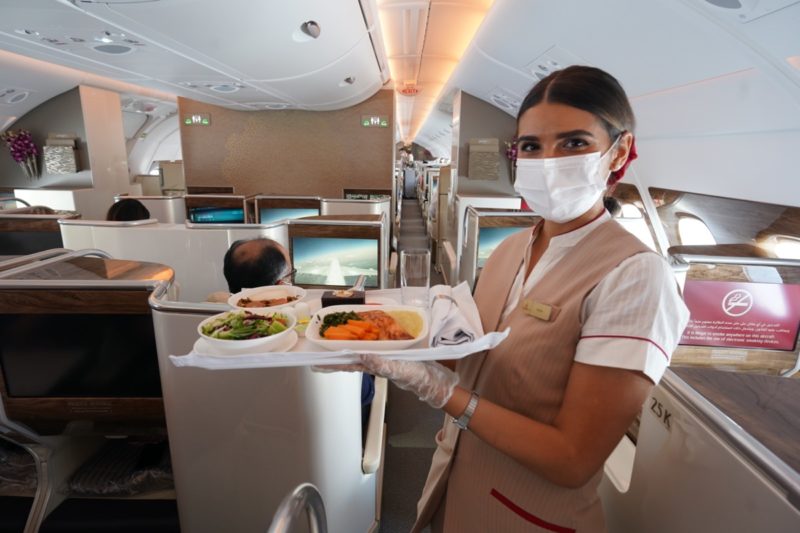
[179,81,245,94]
[488,88,521,113]
[700,0,800,22]
[523,46,586,81]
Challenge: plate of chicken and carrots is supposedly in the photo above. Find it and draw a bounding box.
[304,305,429,351]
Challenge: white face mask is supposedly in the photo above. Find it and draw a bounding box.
[514,139,619,223]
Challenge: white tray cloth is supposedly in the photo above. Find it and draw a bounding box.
[169,328,510,370]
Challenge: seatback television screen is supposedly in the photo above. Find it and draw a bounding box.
[259,207,320,224]
[343,189,392,201]
[292,237,379,288]
[477,226,528,268]
[0,231,63,255]
[188,206,245,223]
[0,313,161,398]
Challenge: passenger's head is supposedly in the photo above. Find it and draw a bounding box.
[27,206,56,215]
[106,199,150,221]
[223,238,293,293]
[516,65,636,185]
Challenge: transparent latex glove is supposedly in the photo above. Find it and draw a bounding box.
[313,354,458,408]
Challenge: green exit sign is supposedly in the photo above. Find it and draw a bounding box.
[361,115,389,128]
[183,113,211,126]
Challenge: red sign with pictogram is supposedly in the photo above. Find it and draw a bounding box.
[680,280,800,351]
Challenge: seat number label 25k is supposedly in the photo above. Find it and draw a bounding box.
[649,396,672,431]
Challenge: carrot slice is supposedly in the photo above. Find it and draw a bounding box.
[324,330,358,340]
[342,324,368,337]
[346,320,373,329]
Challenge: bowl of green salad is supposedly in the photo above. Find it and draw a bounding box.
[197,309,296,353]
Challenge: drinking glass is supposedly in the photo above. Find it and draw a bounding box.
[400,249,430,307]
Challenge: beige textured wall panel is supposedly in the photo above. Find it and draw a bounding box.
[179,91,394,198]
[79,85,129,192]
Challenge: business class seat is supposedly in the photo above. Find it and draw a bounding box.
[0,250,178,533]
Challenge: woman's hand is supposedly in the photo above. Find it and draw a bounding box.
[315,354,459,408]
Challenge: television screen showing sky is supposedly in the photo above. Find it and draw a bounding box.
[189,207,244,223]
[292,237,379,287]
[259,207,319,224]
[477,227,528,267]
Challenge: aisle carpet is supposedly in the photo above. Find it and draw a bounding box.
[380,200,444,532]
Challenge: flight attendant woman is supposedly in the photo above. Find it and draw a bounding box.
[347,66,690,532]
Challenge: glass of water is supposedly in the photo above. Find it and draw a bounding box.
[400,249,430,307]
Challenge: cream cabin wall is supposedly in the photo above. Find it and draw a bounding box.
[178,90,395,198]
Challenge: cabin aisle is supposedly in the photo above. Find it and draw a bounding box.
[380,201,443,532]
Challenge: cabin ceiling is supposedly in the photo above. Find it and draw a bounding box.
[0,0,799,161]
[0,0,390,128]
[415,0,800,158]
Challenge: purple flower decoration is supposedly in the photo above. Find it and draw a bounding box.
[504,137,518,162]
[2,129,39,162]
[1,129,40,178]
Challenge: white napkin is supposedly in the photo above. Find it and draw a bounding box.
[428,282,484,346]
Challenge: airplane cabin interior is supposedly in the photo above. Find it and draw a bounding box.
[0,1,798,532]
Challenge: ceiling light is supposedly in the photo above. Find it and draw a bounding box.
[208,83,243,93]
[8,92,28,104]
[179,81,244,92]
[92,43,134,55]
[262,103,289,109]
[1,88,30,105]
[378,0,493,144]
[788,56,800,70]
[301,21,321,39]
[704,0,742,7]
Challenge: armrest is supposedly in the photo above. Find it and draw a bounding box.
[362,377,388,474]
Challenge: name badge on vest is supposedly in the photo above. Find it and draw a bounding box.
[523,299,554,321]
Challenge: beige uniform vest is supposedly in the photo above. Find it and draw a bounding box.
[412,219,651,533]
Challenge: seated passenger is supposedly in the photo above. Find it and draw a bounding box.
[106,199,150,221]
[225,238,294,293]
[207,238,293,303]
[209,238,375,420]
[28,205,56,215]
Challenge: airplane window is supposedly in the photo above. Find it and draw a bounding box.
[649,187,800,248]
[619,203,643,219]
[618,219,658,251]
[610,184,660,252]
[771,236,800,260]
[678,215,717,246]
